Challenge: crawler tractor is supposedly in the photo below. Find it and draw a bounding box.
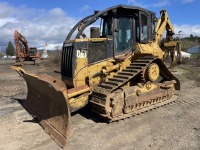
[12,5,181,148]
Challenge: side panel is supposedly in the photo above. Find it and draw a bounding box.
[62,38,114,88]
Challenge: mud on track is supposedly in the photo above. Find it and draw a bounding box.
[0,59,200,150]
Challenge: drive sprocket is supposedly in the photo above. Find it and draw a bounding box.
[145,63,160,82]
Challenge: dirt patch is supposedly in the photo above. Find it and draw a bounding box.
[0,59,200,150]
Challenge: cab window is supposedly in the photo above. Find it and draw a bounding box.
[114,17,132,54]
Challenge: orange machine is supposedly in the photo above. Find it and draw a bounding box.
[14,30,40,64]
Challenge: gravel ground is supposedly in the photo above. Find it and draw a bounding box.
[0,59,200,150]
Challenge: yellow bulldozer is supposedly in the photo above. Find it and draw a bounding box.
[12,5,182,148]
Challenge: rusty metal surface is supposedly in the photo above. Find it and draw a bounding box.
[124,87,168,106]
[111,94,178,121]
[12,67,70,148]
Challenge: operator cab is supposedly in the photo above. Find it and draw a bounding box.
[29,48,38,57]
[62,5,156,79]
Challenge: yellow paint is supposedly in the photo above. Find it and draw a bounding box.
[164,41,178,47]
[135,42,163,59]
[147,63,160,81]
[73,57,88,87]
[68,93,89,111]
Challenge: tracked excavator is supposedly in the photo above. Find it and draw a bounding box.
[14,30,40,65]
[12,5,181,148]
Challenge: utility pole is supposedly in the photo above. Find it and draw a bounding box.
[177,30,182,63]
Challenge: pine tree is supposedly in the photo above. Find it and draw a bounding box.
[6,41,15,56]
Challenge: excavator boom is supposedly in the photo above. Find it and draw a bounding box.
[154,10,175,44]
[154,10,182,67]
[14,30,40,64]
[14,30,29,59]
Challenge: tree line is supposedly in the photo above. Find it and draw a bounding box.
[182,34,200,42]
[5,41,15,56]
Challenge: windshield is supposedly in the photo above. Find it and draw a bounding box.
[115,17,132,54]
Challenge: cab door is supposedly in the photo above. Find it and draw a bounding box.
[114,16,133,59]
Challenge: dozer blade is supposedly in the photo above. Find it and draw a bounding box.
[11,66,70,148]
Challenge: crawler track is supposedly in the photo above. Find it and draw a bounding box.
[109,94,178,122]
[89,56,180,121]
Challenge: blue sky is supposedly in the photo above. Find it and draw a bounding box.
[0,0,200,50]
[4,0,200,24]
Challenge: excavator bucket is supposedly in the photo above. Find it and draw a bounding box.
[11,66,70,148]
